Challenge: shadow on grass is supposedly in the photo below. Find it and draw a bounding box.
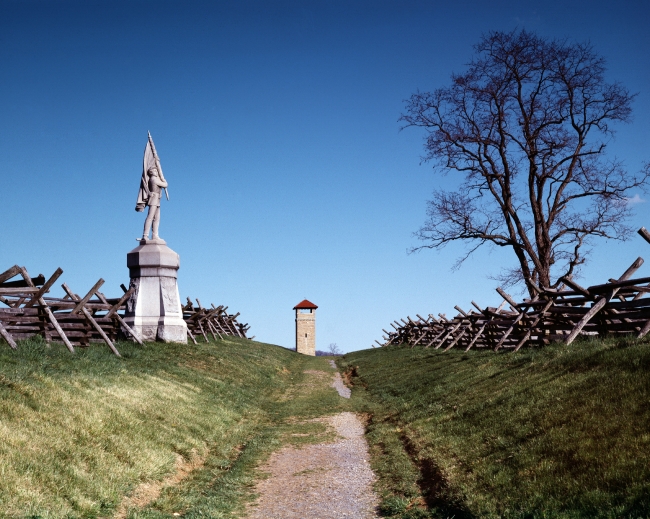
[400,432,474,519]
[345,337,650,519]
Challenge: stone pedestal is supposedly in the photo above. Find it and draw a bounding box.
[123,239,187,343]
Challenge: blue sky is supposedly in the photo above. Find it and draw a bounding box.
[1,0,649,352]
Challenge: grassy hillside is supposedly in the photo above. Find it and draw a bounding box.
[6,331,649,518]
[343,339,650,519]
[0,335,348,518]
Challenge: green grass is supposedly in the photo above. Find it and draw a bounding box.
[342,338,650,519]
[0,335,350,518]
[139,354,355,518]
[7,331,645,518]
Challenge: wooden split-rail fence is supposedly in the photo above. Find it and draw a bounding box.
[182,297,251,345]
[0,265,251,357]
[375,227,650,352]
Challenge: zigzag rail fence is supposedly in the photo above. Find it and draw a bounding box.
[0,265,251,357]
[375,227,650,352]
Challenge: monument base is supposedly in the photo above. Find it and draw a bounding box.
[124,318,188,343]
[123,240,187,344]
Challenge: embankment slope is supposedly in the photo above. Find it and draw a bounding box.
[343,339,650,518]
[0,336,301,517]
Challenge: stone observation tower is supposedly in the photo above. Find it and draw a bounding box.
[294,299,317,356]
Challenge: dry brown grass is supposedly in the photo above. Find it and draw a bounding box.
[114,449,207,518]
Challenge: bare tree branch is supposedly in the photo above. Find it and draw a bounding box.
[401,29,648,296]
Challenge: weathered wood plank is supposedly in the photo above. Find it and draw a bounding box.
[566,258,644,345]
[0,287,40,294]
[62,283,119,356]
[23,268,63,308]
[0,320,18,349]
[96,291,143,346]
[70,279,105,315]
[0,266,22,285]
[18,266,75,353]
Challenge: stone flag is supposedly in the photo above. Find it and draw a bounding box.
[135,138,157,211]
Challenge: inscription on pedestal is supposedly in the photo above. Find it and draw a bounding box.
[123,240,187,344]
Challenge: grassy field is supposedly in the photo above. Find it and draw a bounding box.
[0,335,351,518]
[4,332,649,518]
[342,338,650,519]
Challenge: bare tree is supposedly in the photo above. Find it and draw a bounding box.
[401,29,650,295]
[328,342,341,355]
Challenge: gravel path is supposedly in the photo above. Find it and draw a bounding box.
[331,372,351,399]
[329,360,351,399]
[247,412,379,519]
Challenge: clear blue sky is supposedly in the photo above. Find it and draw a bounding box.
[1,0,649,352]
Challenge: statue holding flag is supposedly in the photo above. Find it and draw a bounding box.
[136,132,169,242]
[125,132,187,343]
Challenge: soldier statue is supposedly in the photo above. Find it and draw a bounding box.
[135,133,169,242]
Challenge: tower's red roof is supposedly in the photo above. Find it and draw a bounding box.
[293,299,318,310]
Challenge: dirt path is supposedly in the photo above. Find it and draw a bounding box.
[246,370,379,519]
[330,360,351,398]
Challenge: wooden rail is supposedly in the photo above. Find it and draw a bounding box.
[0,265,251,354]
[376,228,650,351]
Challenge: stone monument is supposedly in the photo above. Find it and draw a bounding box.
[123,133,188,343]
[294,299,317,355]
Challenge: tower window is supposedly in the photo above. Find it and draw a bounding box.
[305,333,308,337]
